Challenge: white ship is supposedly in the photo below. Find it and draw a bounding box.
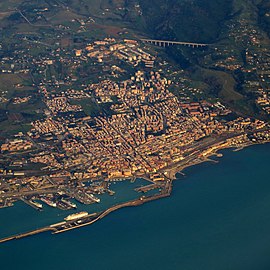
[64,211,88,221]
[86,193,100,203]
[61,199,77,208]
[40,197,57,208]
[31,200,43,209]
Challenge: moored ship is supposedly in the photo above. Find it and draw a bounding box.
[31,200,43,209]
[61,198,77,209]
[64,211,89,221]
[40,197,57,208]
[86,193,100,203]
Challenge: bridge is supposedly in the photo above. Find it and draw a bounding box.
[141,38,209,48]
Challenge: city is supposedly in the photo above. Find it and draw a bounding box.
[0,0,270,245]
[1,37,270,241]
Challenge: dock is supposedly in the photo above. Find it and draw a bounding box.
[135,184,160,193]
[20,197,42,211]
[0,199,13,209]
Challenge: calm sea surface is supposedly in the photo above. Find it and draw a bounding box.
[1,143,270,270]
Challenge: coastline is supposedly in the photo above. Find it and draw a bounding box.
[1,136,270,244]
[163,139,270,181]
[2,140,270,270]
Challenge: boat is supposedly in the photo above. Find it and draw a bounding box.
[86,193,100,203]
[64,211,89,221]
[40,197,57,208]
[61,199,77,208]
[31,200,43,209]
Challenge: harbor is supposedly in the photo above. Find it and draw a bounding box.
[1,139,270,243]
[0,180,172,244]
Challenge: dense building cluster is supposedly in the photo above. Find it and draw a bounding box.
[0,36,269,211]
[24,68,267,182]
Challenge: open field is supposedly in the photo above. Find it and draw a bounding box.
[0,74,33,98]
[0,0,22,12]
[47,9,85,25]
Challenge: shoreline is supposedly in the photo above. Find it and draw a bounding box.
[0,138,270,244]
[163,140,270,181]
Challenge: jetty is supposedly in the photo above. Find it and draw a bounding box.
[0,227,55,244]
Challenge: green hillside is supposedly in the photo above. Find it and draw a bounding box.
[139,0,233,43]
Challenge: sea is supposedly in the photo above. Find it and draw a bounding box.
[1,143,270,270]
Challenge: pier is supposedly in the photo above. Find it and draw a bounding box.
[135,184,160,193]
[0,227,55,244]
[20,197,42,211]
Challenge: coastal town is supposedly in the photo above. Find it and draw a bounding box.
[1,37,270,217]
[0,0,269,245]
